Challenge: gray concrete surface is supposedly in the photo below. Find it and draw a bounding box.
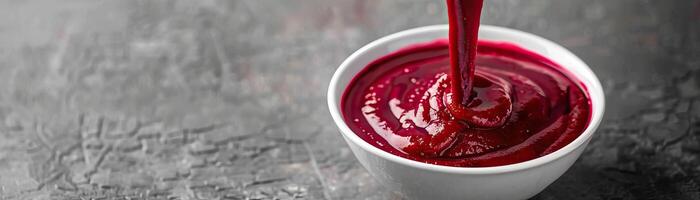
[0,0,699,199]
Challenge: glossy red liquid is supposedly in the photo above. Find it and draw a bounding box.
[341,40,591,167]
[447,0,482,105]
[340,0,591,167]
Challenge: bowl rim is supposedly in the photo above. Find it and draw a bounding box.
[327,24,605,174]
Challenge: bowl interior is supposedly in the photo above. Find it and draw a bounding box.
[328,25,605,174]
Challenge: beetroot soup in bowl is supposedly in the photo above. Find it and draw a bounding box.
[327,25,604,200]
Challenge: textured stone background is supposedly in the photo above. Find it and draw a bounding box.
[0,0,699,199]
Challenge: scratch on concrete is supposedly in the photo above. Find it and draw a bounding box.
[304,142,333,200]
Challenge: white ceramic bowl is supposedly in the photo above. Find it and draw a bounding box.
[327,25,605,200]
